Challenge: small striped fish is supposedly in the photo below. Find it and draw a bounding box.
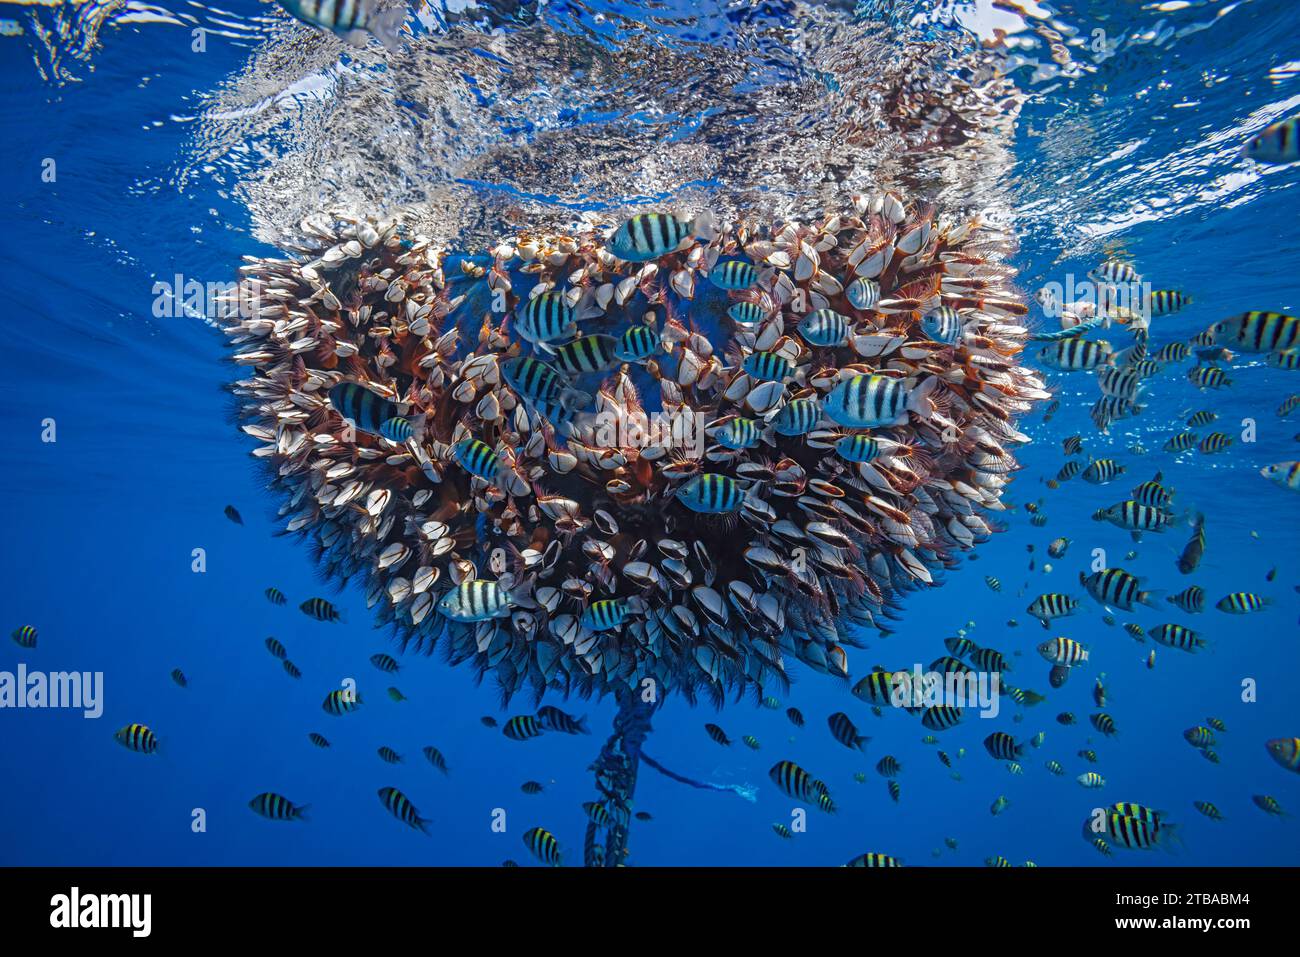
[675,473,744,513]
[1215,592,1271,614]
[450,438,501,480]
[1081,458,1125,484]
[1198,432,1232,454]
[501,356,589,411]
[249,792,308,821]
[1212,311,1299,353]
[845,277,880,311]
[828,712,870,751]
[1131,473,1174,507]
[523,826,562,866]
[329,381,411,442]
[1097,365,1144,399]
[1100,500,1174,532]
[1244,116,1300,165]
[1081,568,1156,610]
[798,309,852,347]
[437,580,514,622]
[300,597,342,622]
[1038,337,1113,370]
[1148,289,1191,315]
[515,290,577,345]
[277,0,405,51]
[1153,341,1191,363]
[727,301,768,324]
[608,212,702,262]
[114,723,159,754]
[1038,637,1087,665]
[377,786,430,833]
[1026,593,1079,626]
[714,417,760,449]
[769,397,822,435]
[580,599,629,632]
[836,434,884,463]
[613,324,661,361]
[1167,585,1205,613]
[769,760,819,802]
[919,306,963,344]
[709,259,759,290]
[1151,623,1205,652]
[504,715,544,740]
[1090,260,1141,285]
[1261,461,1300,491]
[1265,737,1300,773]
[1188,365,1231,389]
[742,351,793,381]
[323,689,362,715]
[824,374,929,428]
[553,334,620,375]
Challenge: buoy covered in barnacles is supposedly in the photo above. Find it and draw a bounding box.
[221,194,1044,705]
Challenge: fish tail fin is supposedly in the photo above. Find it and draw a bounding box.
[1139,589,1164,608]
[856,735,871,751]
[576,714,591,735]
[559,387,592,411]
[905,375,940,416]
[1156,822,1183,854]
[366,6,407,52]
[295,804,311,822]
[691,209,718,242]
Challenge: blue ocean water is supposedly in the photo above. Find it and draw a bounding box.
[1,0,1298,867]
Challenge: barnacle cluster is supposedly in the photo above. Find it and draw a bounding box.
[222,192,1047,706]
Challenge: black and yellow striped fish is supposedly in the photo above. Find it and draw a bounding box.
[1212,311,1300,353]
[450,438,501,481]
[675,472,744,514]
[328,381,412,442]
[300,597,342,622]
[1215,591,1271,613]
[710,259,759,290]
[609,212,696,262]
[423,746,450,773]
[114,723,159,754]
[1150,623,1206,652]
[523,826,562,865]
[377,786,430,833]
[553,334,620,375]
[769,760,820,803]
[503,714,545,741]
[249,792,308,821]
[323,689,362,715]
